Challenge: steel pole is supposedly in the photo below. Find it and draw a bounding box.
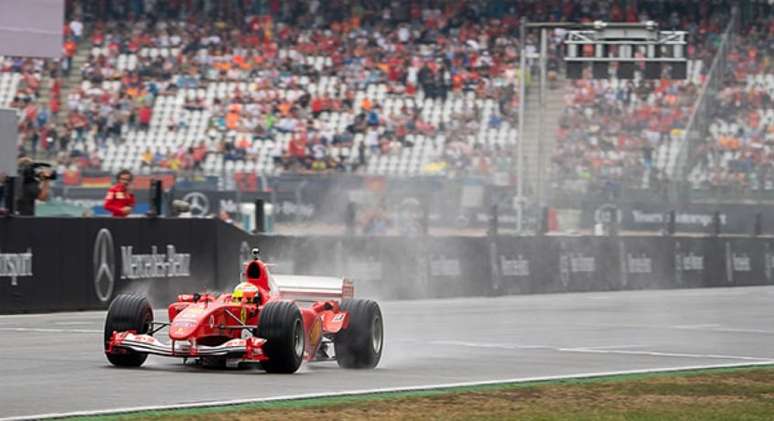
[538,28,547,206]
[517,17,526,234]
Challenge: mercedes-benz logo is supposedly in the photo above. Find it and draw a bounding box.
[93,228,115,303]
[182,192,210,217]
[594,204,622,225]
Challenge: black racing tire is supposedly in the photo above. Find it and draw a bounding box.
[335,299,383,369]
[104,294,153,367]
[256,301,304,374]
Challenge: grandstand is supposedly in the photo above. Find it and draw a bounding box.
[4,0,772,205]
[687,20,774,196]
[25,1,521,182]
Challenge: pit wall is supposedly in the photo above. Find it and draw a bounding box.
[1,217,772,313]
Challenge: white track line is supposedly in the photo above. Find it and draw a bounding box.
[429,340,773,362]
[708,328,774,335]
[0,327,101,334]
[4,361,773,421]
[430,340,555,350]
[559,348,773,362]
[0,312,103,319]
[672,324,721,329]
[575,322,774,334]
[670,326,774,335]
[574,344,646,350]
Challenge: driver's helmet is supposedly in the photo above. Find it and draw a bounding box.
[232,282,259,302]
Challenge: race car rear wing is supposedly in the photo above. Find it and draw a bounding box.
[271,275,354,305]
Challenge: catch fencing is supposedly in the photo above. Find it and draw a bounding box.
[1,217,773,313]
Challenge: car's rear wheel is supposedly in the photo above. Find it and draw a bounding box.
[104,294,153,367]
[256,301,304,374]
[335,299,383,369]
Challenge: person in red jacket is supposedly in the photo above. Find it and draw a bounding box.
[104,169,135,217]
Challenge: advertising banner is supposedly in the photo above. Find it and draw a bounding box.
[615,237,671,290]
[4,216,774,314]
[495,237,546,294]
[722,238,766,287]
[582,201,774,235]
[671,238,708,289]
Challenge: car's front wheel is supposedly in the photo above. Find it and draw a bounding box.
[335,299,383,369]
[104,294,153,367]
[256,301,305,374]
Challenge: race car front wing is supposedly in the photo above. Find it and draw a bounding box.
[108,331,267,361]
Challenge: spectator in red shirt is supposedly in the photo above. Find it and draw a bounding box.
[311,97,324,117]
[288,134,308,168]
[104,169,136,217]
[138,105,152,130]
[49,96,60,115]
[63,38,77,75]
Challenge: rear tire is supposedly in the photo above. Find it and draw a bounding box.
[104,294,153,367]
[335,299,383,369]
[257,301,304,374]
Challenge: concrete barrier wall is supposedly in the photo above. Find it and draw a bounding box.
[1,217,773,313]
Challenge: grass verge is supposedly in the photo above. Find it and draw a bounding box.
[74,365,774,420]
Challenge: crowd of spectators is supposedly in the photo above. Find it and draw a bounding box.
[5,0,771,190]
[6,14,87,175]
[54,0,532,179]
[549,0,742,195]
[687,8,774,193]
[552,76,701,194]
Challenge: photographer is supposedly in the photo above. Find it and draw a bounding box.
[16,156,52,216]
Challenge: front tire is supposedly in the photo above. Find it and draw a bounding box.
[104,294,153,367]
[335,299,383,369]
[257,301,304,374]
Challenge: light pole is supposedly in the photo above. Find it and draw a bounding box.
[537,27,547,206]
[516,17,526,234]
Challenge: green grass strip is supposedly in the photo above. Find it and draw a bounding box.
[70,364,774,420]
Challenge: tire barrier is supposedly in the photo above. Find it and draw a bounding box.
[2,217,774,313]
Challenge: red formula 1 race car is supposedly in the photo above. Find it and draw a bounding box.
[104,248,383,373]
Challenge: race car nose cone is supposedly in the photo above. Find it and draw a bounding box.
[169,320,197,340]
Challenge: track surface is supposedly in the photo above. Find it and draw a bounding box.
[2,286,774,419]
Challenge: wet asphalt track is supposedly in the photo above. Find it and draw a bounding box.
[2,286,774,419]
